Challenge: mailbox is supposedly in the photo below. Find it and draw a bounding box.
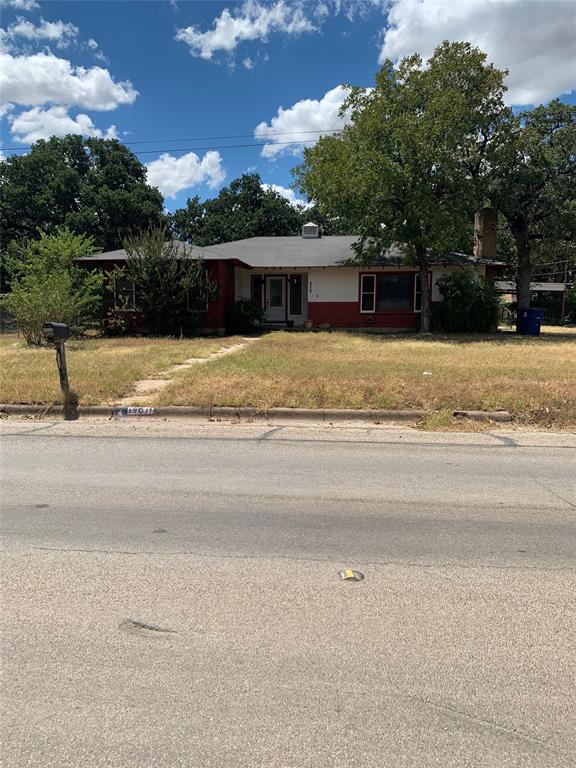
[42,322,70,343]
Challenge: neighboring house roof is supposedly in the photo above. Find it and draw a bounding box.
[495,281,568,293]
[76,237,505,269]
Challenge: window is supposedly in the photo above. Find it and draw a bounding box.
[360,274,376,312]
[414,274,422,312]
[360,273,419,312]
[376,274,414,311]
[289,275,302,315]
[113,275,136,309]
[269,278,284,307]
[251,275,264,308]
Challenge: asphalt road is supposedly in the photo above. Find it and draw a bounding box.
[1,420,575,767]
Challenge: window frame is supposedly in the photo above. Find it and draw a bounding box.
[251,275,264,309]
[289,274,302,316]
[360,273,377,313]
[414,273,422,313]
[113,274,136,310]
[359,271,423,313]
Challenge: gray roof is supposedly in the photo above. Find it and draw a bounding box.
[199,236,365,267]
[77,236,503,268]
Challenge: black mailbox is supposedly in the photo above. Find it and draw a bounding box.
[42,322,70,342]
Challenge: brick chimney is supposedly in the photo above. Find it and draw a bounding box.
[473,208,498,260]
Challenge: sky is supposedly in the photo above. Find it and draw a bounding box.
[1,0,575,212]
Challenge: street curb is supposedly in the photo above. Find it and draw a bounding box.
[0,403,513,423]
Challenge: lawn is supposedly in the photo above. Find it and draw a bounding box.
[2,329,574,427]
[152,328,576,427]
[0,334,243,405]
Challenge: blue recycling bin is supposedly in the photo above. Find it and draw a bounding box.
[519,308,543,336]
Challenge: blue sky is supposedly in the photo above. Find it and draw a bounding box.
[1,0,575,212]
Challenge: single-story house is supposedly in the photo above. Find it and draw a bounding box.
[76,217,504,333]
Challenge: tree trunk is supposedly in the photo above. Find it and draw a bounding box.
[513,222,531,332]
[417,245,431,334]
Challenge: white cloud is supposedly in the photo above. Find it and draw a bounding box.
[380,0,576,105]
[0,51,138,110]
[175,0,316,60]
[146,151,226,198]
[3,0,40,10]
[5,17,79,47]
[242,56,254,70]
[262,182,309,208]
[254,85,350,158]
[9,106,118,143]
[85,39,109,64]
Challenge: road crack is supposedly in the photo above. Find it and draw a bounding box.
[29,546,575,573]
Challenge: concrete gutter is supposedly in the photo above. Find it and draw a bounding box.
[0,403,512,423]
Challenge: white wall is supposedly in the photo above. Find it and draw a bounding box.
[239,265,488,305]
[307,268,358,302]
[234,267,308,322]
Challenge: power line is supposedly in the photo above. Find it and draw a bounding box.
[1,129,343,153]
[135,140,321,157]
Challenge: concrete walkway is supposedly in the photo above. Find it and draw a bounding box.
[115,337,259,405]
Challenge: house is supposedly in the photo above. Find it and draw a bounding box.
[76,215,504,334]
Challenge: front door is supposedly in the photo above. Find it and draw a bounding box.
[265,276,286,322]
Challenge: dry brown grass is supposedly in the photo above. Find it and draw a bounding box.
[154,328,576,427]
[0,334,243,405]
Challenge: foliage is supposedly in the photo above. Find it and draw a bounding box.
[432,268,499,333]
[103,308,139,337]
[120,228,219,336]
[0,136,165,253]
[487,100,576,316]
[564,287,576,324]
[294,41,510,332]
[296,204,353,235]
[232,298,265,333]
[170,173,303,245]
[1,228,103,345]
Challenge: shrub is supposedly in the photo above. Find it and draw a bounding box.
[564,286,576,324]
[432,268,499,333]
[1,228,103,345]
[121,229,219,336]
[232,298,265,333]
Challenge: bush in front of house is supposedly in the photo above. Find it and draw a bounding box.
[121,228,219,336]
[563,286,576,324]
[232,298,265,333]
[1,228,103,345]
[432,268,499,333]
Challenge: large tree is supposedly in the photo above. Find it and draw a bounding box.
[171,173,302,245]
[294,41,509,332]
[487,100,576,326]
[0,135,165,253]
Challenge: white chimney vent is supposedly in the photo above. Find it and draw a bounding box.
[301,222,320,239]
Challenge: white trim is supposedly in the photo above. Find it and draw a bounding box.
[360,274,376,313]
[413,273,422,313]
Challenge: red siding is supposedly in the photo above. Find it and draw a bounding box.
[78,258,236,333]
[309,301,420,330]
[202,260,235,332]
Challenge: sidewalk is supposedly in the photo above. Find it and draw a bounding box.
[2,417,575,449]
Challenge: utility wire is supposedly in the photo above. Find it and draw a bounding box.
[2,129,343,153]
